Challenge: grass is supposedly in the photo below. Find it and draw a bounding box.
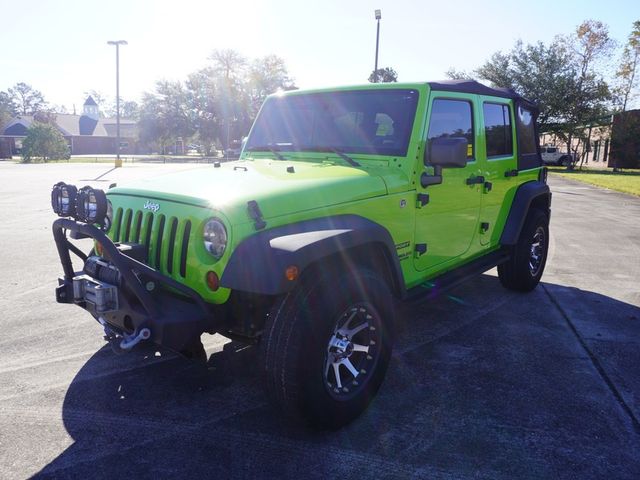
[548,166,640,197]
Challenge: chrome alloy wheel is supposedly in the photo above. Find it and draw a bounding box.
[529,226,546,276]
[324,305,381,399]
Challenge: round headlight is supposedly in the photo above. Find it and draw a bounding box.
[75,186,108,225]
[203,218,227,259]
[105,200,113,232]
[51,182,77,217]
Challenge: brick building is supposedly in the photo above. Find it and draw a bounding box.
[0,96,138,158]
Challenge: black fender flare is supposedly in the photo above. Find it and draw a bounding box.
[220,215,405,296]
[500,181,551,246]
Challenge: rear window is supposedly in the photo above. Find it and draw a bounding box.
[516,106,537,155]
[483,103,512,158]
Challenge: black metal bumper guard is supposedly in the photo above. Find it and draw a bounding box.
[52,218,217,352]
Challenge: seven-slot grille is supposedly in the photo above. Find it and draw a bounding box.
[110,207,192,278]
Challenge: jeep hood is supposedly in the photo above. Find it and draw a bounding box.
[108,159,390,222]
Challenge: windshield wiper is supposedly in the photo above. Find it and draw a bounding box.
[301,146,360,167]
[245,145,286,161]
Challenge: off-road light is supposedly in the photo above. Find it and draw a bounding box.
[75,186,108,225]
[51,182,77,217]
[203,218,227,259]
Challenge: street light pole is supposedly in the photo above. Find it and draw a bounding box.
[107,40,127,168]
[374,9,381,83]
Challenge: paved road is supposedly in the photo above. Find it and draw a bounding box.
[0,163,639,479]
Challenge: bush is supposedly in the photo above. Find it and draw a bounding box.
[21,122,69,163]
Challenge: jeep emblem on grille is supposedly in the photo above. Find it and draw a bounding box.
[143,201,160,213]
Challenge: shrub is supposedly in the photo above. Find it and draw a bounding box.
[21,122,69,163]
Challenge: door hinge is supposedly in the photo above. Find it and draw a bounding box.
[247,200,266,230]
[480,222,490,233]
[466,175,485,185]
[416,193,430,208]
[414,243,427,257]
[504,169,519,177]
[483,181,493,193]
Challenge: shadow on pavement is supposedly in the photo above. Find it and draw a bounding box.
[36,276,640,479]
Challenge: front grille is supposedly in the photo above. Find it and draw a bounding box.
[111,207,192,279]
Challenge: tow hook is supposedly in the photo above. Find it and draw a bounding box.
[120,328,151,350]
[98,317,151,352]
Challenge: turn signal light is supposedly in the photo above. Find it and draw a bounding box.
[285,265,299,281]
[206,271,220,291]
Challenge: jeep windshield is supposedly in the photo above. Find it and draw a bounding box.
[245,89,419,158]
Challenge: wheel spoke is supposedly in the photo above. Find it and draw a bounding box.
[337,309,358,335]
[324,356,332,378]
[352,342,369,353]
[342,358,359,378]
[332,362,343,389]
[345,322,368,337]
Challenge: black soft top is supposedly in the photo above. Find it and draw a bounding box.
[428,80,538,111]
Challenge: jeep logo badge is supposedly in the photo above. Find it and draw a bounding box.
[143,201,160,213]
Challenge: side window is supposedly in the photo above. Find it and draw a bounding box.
[483,103,512,158]
[516,106,537,155]
[427,99,474,160]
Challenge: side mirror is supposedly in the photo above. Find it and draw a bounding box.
[425,137,468,168]
[420,137,468,188]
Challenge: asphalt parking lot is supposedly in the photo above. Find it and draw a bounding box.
[1,162,639,479]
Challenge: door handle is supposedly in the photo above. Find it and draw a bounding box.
[466,175,485,185]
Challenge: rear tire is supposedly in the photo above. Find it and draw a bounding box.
[259,266,395,429]
[498,209,549,292]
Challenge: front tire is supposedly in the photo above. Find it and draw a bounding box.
[259,266,395,429]
[498,209,549,292]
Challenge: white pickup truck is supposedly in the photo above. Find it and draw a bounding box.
[541,146,574,166]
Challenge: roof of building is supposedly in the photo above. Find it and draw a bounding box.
[1,114,136,137]
[84,96,98,106]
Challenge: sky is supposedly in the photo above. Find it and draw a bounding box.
[1,0,638,111]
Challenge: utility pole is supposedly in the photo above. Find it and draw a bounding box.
[374,9,381,82]
[107,40,127,168]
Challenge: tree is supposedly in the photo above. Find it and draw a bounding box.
[0,91,14,129]
[139,80,195,153]
[186,68,219,154]
[614,20,640,112]
[21,122,69,162]
[8,82,48,115]
[445,68,475,81]
[247,55,296,116]
[209,49,247,81]
[469,21,612,166]
[475,40,577,131]
[368,67,398,83]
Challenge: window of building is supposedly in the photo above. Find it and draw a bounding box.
[427,99,474,160]
[483,103,512,157]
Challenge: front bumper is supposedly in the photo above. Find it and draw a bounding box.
[53,218,219,352]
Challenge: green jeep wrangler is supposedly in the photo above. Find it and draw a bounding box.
[51,80,550,428]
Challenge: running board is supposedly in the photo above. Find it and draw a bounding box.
[405,249,510,302]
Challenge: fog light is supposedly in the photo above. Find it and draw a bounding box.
[51,182,77,217]
[75,186,108,225]
[206,271,220,291]
[285,265,299,281]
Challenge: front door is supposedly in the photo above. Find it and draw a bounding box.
[413,94,482,272]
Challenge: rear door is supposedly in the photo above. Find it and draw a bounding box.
[478,98,518,246]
